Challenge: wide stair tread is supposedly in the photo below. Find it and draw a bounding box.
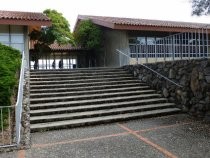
[30,67,123,73]
[30,76,134,85]
[30,80,143,88]
[30,99,170,115]
[30,83,149,93]
[31,108,181,132]
[30,67,181,132]
[30,87,153,98]
[30,103,176,122]
[30,71,127,77]
[30,74,132,81]
[30,90,158,103]
[30,94,163,109]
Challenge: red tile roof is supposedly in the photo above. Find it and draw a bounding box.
[0,10,51,26]
[77,15,210,31]
[49,43,84,51]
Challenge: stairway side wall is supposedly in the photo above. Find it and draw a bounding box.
[103,29,129,67]
[124,59,210,119]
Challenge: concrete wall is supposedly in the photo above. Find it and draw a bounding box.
[24,26,30,68]
[103,29,129,67]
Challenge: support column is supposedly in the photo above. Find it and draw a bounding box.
[172,36,175,61]
[145,37,148,63]
[24,26,29,68]
[155,37,157,63]
[188,32,190,60]
[202,28,205,57]
[206,28,209,58]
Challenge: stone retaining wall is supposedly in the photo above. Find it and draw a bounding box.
[20,70,30,149]
[123,59,210,119]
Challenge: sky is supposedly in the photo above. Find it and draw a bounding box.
[0,0,210,31]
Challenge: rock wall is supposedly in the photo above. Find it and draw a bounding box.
[20,70,30,149]
[123,59,210,119]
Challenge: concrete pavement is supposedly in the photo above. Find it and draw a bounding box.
[1,113,210,158]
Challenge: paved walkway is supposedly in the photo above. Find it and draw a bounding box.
[1,114,210,158]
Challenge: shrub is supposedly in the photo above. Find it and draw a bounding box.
[0,43,21,107]
[74,20,102,51]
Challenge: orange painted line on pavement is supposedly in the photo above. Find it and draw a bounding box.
[136,122,192,133]
[33,132,128,148]
[17,150,25,158]
[117,123,178,158]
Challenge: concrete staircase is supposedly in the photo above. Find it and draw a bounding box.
[30,68,181,132]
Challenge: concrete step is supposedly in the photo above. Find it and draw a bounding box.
[30,71,128,77]
[30,76,135,85]
[30,94,164,110]
[31,108,181,132]
[30,67,123,72]
[30,90,158,104]
[30,67,123,74]
[30,88,155,98]
[30,103,176,124]
[30,83,149,94]
[29,67,181,132]
[30,74,132,81]
[30,80,144,89]
[30,101,174,116]
[30,91,160,104]
[30,90,156,104]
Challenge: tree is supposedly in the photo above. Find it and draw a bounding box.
[30,9,74,46]
[74,20,102,51]
[191,0,210,15]
[29,9,74,68]
[43,9,74,44]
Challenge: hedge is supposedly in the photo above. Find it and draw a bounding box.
[0,43,21,107]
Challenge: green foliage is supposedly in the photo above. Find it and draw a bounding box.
[30,9,74,45]
[191,0,210,15]
[29,9,74,59]
[74,20,102,51]
[29,28,55,45]
[29,9,74,66]
[43,9,74,45]
[0,43,21,107]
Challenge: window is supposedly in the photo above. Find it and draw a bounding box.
[0,25,24,52]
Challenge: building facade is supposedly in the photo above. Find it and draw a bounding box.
[75,15,210,67]
[0,10,51,67]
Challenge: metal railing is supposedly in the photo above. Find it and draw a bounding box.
[15,51,25,145]
[0,106,14,147]
[0,51,25,148]
[29,52,77,70]
[129,30,209,64]
[116,49,182,88]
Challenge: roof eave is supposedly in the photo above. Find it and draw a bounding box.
[90,19,115,29]
[0,19,52,26]
[74,15,115,32]
[114,24,210,33]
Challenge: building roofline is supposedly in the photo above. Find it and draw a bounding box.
[75,15,210,33]
[0,10,51,26]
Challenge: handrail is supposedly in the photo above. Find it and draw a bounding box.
[116,49,183,88]
[15,51,26,145]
